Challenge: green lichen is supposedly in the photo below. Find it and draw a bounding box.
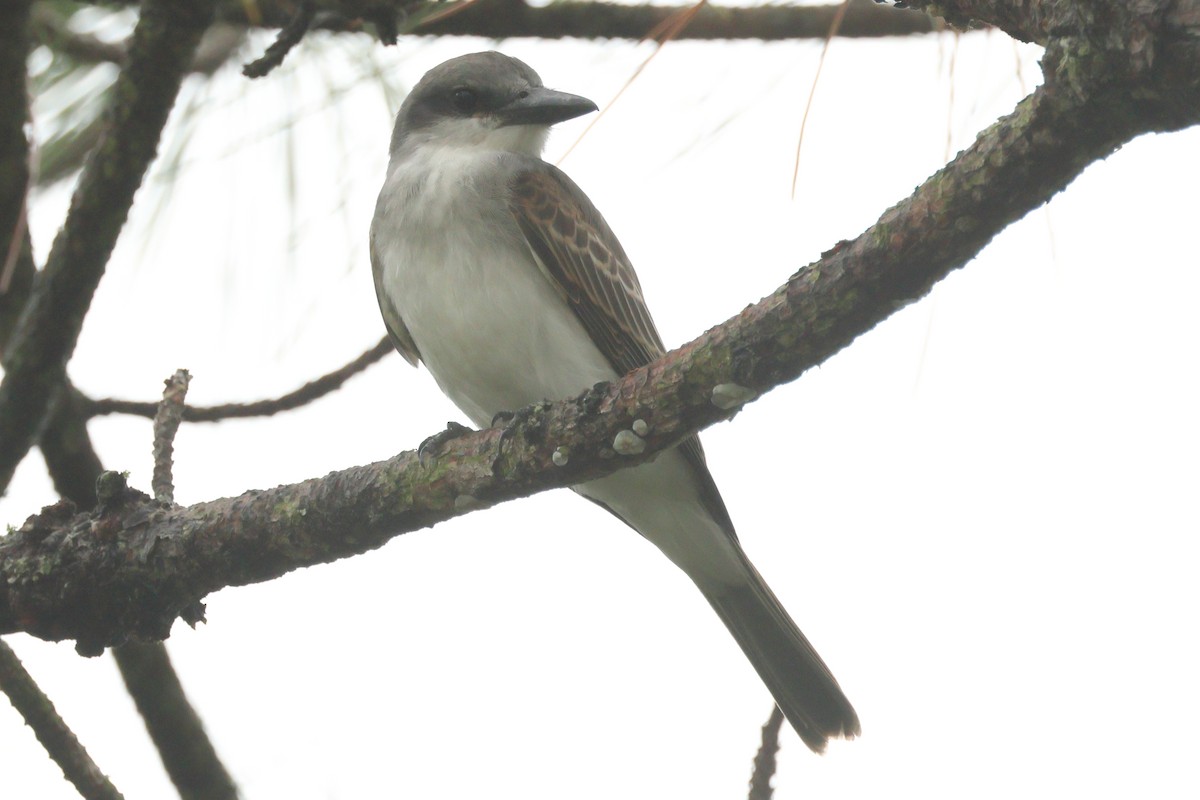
[270,496,307,524]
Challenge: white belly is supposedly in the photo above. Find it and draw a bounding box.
[373,150,616,427]
[403,247,615,427]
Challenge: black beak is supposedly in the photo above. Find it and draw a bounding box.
[496,87,598,127]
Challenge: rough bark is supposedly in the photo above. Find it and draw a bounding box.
[413,0,939,41]
[91,0,941,42]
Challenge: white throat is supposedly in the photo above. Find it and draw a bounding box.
[393,117,549,161]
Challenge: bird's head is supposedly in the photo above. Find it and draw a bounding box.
[390,51,598,157]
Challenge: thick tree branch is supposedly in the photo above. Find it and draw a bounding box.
[0,0,214,497]
[0,0,32,298]
[413,0,940,41]
[0,232,34,349]
[89,0,941,41]
[0,218,108,512]
[86,336,395,422]
[40,388,107,509]
[0,640,125,800]
[900,0,1184,45]
[3,1,1196,650]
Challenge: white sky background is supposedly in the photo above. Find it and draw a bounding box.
[3,17,1200,800]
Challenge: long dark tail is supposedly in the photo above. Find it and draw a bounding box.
[702,549,860,753]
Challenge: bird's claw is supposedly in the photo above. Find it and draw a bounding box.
[418,421,473,467]
[490,409,517,428]
[491,404,544,464]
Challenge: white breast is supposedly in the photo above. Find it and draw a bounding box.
[372,146,617,428]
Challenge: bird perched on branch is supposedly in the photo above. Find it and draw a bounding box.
[370,51,859,752]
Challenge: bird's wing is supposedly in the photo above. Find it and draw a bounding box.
[370,229,422,367]
[509,166,666,374]
[508,165,735,535]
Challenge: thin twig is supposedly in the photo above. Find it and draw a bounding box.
[243,0,316,78]
[748,705,785,800]
[0,640,125,800]
[151,369,191,504]
[88,336,394,422]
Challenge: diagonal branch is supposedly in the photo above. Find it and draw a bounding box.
[111,641,239,800]
[3,3,1196,651]
[0,0,32,298]
[0,0,214,498]
[0,187,108,514]
[0,639,125,800]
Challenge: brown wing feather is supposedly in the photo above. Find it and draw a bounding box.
[509,169,665,374]
[508,167,735,535]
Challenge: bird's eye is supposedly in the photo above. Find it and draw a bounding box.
[451,87,478,113]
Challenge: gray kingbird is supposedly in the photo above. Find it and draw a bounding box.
[370,51,859,752]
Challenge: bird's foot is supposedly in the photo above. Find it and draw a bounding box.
[418,421,473,467]
[490,409,517,428]
[490,403,551,467]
